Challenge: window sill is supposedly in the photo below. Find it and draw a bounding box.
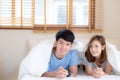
[33,29,102,33]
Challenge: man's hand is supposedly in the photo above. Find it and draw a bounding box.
[55,66,69,79]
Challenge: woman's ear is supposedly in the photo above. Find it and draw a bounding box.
[102,45,106,50]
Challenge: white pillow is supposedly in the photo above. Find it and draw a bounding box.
[72,40,88,64]
[106,42,120,75]
[27,39,88,64]
[18,39,54,80]
[27,38,55,51]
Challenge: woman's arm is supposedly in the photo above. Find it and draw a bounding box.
[85,66,93,76]
[85,62,112,78]
[104,62,112,75]
[85,65,103,78]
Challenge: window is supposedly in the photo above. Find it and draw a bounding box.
[0,0,103,32]
[0,0,34,29]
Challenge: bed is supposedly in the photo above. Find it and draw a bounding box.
[19,70,120,80]
[20,72,120,80]
[18,38,120,80]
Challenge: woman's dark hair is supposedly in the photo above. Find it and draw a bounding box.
[56,29,75,44]
[85,35,107,64]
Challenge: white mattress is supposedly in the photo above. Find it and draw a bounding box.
[22,74,120,80]
[19,40,120,80]
[22,72,120,80]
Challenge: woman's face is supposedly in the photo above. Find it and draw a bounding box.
[55,38,72,58]
[90,40,105,58]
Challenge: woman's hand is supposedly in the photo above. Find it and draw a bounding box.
[92,68,105,78]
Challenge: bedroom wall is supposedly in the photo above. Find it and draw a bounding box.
[0,0,120,80]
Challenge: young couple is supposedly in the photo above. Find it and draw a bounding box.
[42,29,112,79]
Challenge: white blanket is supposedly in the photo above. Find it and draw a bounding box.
[106,42,120,75]
[18,40,120,80]
[19,72,120,80]
[18,39,54,80]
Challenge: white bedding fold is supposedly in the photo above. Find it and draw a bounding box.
[106,42,120,75]
[18,40,120,80]
[18,40,54,80]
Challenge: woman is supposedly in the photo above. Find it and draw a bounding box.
[83,35,112,78]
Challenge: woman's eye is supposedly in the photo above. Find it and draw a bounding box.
[90,46,93,48]
[95,46,99,48]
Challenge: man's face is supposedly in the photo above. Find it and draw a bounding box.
[55,38,72,58]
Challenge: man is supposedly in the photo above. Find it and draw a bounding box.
[42,29,80,79]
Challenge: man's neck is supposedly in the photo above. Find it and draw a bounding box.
[54,52,64,60]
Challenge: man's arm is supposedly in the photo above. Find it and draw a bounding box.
[41,71,57,77]
[69,66,78,77]
[68,50,80,76]
[42,67,69,79]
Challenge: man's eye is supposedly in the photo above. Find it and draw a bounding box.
[59,42,63,44]
[66,44,70,46]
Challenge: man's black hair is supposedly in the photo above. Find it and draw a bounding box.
[55,29,75,43]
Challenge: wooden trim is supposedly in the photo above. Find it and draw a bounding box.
[32,0,35,28]
[0,25,33,28]
[44,0,46,32]
[34,24,96,31]
[69,0,73,28]
[66,0,69,29]
[21,0,23,27]
[34,24,88,27]
[0,27,102,33]
[88,0,91,32]
[12,0,15,25]
[0,0,97,32]
[34,28,102,33]
[0,28,33,30]
[89,0,95,31]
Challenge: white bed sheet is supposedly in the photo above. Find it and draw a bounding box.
[19,39,120,80]
[22,72,120,80]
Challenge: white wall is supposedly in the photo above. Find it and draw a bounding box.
[0,0,120,80]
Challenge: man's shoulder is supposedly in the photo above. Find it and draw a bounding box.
[69,49,78,53]
[69,49,78,55]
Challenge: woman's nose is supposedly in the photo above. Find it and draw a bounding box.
[92,47,95,51]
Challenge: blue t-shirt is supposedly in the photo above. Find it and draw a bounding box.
[47,50,80,72]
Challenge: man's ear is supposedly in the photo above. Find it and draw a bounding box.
[53,41,57,47]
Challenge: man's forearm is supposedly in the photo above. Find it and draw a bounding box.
[41,71,56,77]
[69,66,78,77]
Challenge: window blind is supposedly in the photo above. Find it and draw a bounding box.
[69,0,89,30]
[34,0,97,31]
[0,0,35,29]
[95,0,104,29]
[0,0,103,32]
